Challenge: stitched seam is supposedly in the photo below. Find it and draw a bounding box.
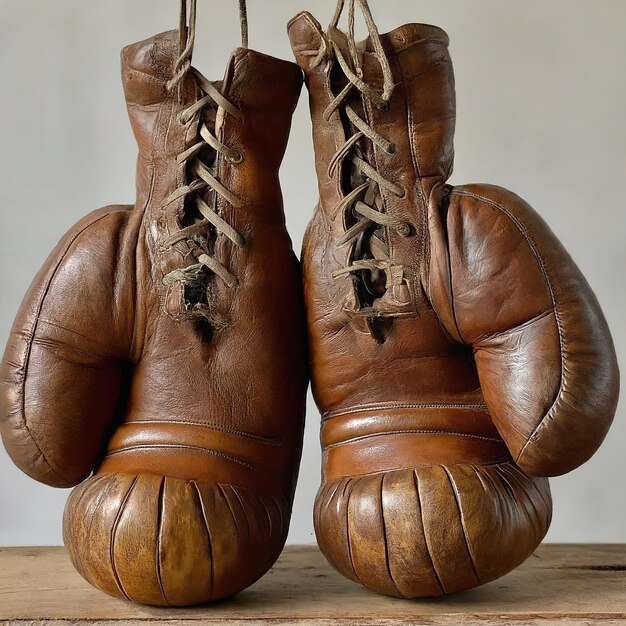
[193,481,214,602]
[17,210,124,484]
[444,216,466,343]
[154,99,171,318]
[124,420,284,446]
[450,189,564,460]
[414,470,445,594]
[37,318,96,340]
[473,308,554,345]
[231,486,251,539]
[155,476,168,607]
[345,478,363,585]
[272,493,287,543]
[442,466,481,584]
[330,460,510,480]
[426,190,459,345]
[109,476,138,601]
[218,484,240,535]
[129,176,154,361]
[392,53,421,315]
[380,474,402,596]
[260,497,275,565]
[313,12,344,208]
[499,464,543,539]
[405,65,429,282]
[325,430,504,449]
[324,402,488,419]
[105,444,281,474]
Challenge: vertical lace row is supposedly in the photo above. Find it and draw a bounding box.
[162,0,248,316]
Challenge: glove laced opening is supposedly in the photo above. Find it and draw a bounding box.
[305,0,410,313]
[162,0,248,321]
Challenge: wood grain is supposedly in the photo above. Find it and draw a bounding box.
[0,545,625,625]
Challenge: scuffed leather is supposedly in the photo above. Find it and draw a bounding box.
[0,30,307,606]
[289,11,619,598]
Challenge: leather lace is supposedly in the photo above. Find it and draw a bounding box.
[162,0,248,292]
[305,0,409,292]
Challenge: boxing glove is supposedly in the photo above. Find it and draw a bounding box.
[0,6,306,607]
[289,1,619,598]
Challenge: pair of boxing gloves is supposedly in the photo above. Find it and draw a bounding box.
[0,0,619,607]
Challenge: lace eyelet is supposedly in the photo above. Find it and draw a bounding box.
[227,150,244,164]
[396,187,407,199]
[397,222,412,238]
[386,144,397,155]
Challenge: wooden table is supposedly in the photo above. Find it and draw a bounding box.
[0,545,625,625]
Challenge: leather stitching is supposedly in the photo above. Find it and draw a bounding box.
[109,476,138,601]
[193,481,214,602]
[414,469,445,594]
[344,477,363,585]
[126,420,285,446]
[324,402,488,419]
[106,444,281,474]
[155,477,169,606]
[450,189,565,462]
[473,308,554,345]
[325,430,504,449]
[405,66,429,279]
[17,209,126,485]
[442,466,481,584]
[443,203,467,343]
[379,474,403,596]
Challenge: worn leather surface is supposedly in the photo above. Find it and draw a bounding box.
[0,30,307,606]
[289,12,619,598]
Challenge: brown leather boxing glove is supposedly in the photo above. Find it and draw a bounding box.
[289,0,619,598]
[0,2,306,607]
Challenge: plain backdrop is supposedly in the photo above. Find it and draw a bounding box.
[0,0,624,547]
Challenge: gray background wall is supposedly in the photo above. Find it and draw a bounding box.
[0,0,624,546]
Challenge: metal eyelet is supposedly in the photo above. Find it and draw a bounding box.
[386,144,397,155]
[227,150,244,164]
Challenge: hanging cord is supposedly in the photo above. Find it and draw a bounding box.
[329,0,394,101]
[162,0,248,292]
[306,0,409,287]
[238,0,249,49]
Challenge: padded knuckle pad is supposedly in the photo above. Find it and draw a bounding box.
[64,473,290,606]
[438,185,619,476]
[314,464,551,598]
